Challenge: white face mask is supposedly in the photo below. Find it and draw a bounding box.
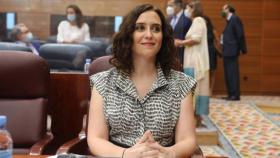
[166,6,175,16]
[67,14,76,22]
[184,9,192,18]
[24,32,33,42]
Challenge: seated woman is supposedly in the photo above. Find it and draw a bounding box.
[57,4,90,43]
[87,4,197,158]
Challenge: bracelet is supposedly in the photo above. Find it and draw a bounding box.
[121,149,126,158]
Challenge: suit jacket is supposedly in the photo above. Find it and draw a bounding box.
[222,14,247,57]
[171,12,192,63]
[173,13,192,40]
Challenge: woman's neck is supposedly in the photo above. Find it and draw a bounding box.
[69,21,77,26]
[131,57,157,78]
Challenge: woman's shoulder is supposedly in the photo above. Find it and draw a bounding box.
[59,20,70,26]
[169,70,197,95]
[90,68,116,84]
[193,17,206,23]
[169,69,195,82]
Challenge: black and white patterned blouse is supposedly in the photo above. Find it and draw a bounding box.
[90,66,196,147]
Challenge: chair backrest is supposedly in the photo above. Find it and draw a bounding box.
[39,43,90,71]
[0,51,50,150]
[88,55,113,75]
[81,38,111,59]
[0,42,32,52]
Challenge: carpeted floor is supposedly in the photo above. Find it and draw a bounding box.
[200,145,229,157]
[209,101,280,158]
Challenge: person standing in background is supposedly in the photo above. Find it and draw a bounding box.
[203,15,222,95]
[57,4,90,43]
[178,1,209,127]
[221,4,247,101]
[166,0,192,68]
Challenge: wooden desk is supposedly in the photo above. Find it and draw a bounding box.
[45,71,91,154]
[14,155,48,158]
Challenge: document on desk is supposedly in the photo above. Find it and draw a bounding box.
[48,154,118,158]
[48,154,88,158]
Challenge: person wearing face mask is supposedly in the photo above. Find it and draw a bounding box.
[57,4,90,43]
[166,0,192,68]
[220,4,247,101]
[177,1,209,127]
[9,23,39,55]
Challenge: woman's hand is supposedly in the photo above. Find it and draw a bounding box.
[123,130,159,158]
[123,142,159,158]
[148,142,176,158]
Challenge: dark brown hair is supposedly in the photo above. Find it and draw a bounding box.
[190,1,204,18]
[110,4,179,76]
[66,4,84,28]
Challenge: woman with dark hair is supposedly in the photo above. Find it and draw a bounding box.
[178,1,210,127]
[203,15,222,95]
[57,4,90,43]
[87,4,197,158]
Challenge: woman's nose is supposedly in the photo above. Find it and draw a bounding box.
[144,28,153,39]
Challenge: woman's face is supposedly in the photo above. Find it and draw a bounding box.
[66,7,75,15]
[132,11,163,60]
[66,7,76,22]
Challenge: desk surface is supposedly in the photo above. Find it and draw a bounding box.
[14,155,48,158]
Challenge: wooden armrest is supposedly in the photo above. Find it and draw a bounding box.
[30,132,53,155]
[56,134,86,155]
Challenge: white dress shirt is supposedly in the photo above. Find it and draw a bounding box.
[57,20,90,43]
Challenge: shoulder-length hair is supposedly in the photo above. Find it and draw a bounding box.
[190,1,204,18]
[66,4,84,28]
[110,4,179,77]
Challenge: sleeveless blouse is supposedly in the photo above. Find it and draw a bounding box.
[90,67,196,147]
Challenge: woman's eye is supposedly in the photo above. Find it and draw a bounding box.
[135,24,146,32]
[151,25,161,33]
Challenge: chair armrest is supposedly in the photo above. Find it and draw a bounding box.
[56,134,87,155]
[191,145,205,158]
[30,132,53,155]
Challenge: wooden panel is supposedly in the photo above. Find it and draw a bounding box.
[262,39,280,56]
[0,0,167,16]
[214,73,261,93]
[261,75,280,94]
[17,12,50,39]
[263,20,280,38]
[46,72,90,153]
[246,38,261,56]
[239,55,261,74]
[262,56,280,74]
[264,0,280,19]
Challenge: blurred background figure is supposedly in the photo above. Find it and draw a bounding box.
[221,4,247,101]
[178,1,209,127]
[9,23,39,55]
[166,0,192,68]
[57,4,90,43]
[203,15,222,95]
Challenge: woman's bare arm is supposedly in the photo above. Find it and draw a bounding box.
[87,86,125,157]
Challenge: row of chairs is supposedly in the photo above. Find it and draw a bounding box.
[0,38,112,71]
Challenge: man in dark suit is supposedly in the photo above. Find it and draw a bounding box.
[221,4,247,101]
[166,0,192,67]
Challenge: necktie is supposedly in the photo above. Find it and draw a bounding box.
[171,16,177,29]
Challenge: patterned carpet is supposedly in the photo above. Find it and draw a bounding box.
[200,145,229,157]
[209,102,280,158]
